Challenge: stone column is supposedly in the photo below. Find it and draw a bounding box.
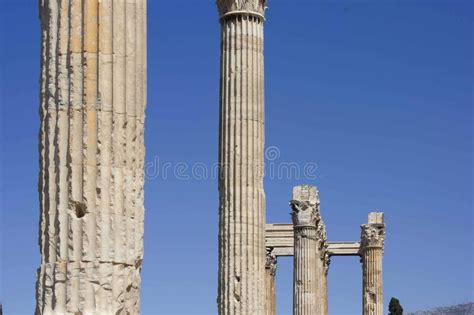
[317,223,329,315]
[265,248,277,315]
[360,212,386,315]
[290,185,322,315]
[36,1,147,314]
[322,254,330,315]
[216,1,267,314]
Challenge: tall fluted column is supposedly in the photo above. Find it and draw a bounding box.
[36,1,147,314]
[290,185,322,315]
[360,212,386,315]
[265,248,277,315]
[216,1,267,314]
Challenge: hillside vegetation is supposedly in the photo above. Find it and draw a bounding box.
[407,303,474,315]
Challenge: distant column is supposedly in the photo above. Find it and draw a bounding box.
[360,212,386,315]
[290,185,322,315]
[216,0,268,314]
[317,222,329,315]
[265,248,277,315]
[36,1,147,314]
[322,254,330,315]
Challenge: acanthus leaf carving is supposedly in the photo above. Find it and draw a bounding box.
[216,0,267,16]
[290,199,320,227]
[360,224,385,249]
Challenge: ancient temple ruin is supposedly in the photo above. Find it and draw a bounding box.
[35,0,385,314]
[36,0,147,313]
[265,208,385,315]
[215,1,386,315]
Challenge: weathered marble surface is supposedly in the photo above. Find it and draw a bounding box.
[265,248,277,315]
[36,1,147,314]
[360,212,386,315]
[216,0,267,314]
[217,0,267,16]
[265,224,361,257]
[290,185,325,315]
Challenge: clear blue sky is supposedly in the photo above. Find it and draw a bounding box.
[1,0,472,314]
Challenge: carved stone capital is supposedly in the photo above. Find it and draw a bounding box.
[290,185,320,227]
[360,212,385,250]
[217,0,267,17]
[361,224,385,248]
[265,247,277,276]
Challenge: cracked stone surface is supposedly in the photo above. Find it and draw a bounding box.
[290,185,327,315]
[265,248,277,315]
[360,212,386,315]
[216,1,267,314]
[36,1,147,314]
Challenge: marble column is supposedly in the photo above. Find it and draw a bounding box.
[317,222,329,315]
[322,254,330,315]
[290,185,322,315]
[360,212,386,315]
[36,1,147,314]
[216,1,267,314]
[265,248,277,315]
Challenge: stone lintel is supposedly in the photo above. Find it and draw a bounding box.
[265,223,361,257]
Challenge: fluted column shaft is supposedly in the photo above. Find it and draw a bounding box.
[361,248,383,315]
[265,249,277,315]
[290,185,322,315]
[216,1,267,314]
[36,1,147,314]
[322,261,329,315]
[360,213,385,315]
[293,227,318,315]
[317,225,329,315]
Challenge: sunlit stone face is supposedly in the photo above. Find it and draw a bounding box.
[216,0,267,16]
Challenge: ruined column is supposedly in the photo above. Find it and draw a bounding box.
[216,1,267,314]
[36,1,147,314]
[360,212,386,315]
[265,248,277,315]
[322,254,330,315]
[290,185,322,315]
[317,222,329,315]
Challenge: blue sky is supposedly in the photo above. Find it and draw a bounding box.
[0,0,472,314]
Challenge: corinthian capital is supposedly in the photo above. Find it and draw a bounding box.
[290,185,320,227]
[360,212,385,249]
[216,0,267,17]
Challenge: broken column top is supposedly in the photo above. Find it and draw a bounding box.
[290,185,320,227]
[292,185,319,204]
[368,212,384,225]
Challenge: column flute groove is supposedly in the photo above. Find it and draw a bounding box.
[360,212,386,315]
[290,185,323,315]
[217,1,268,314]
[265,248,277,315]
[36,1,147,314]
